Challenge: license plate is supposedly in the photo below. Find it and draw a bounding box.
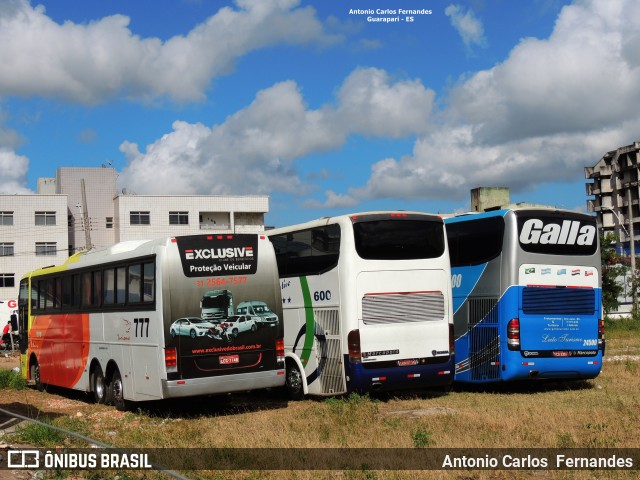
[219,354,240,365]
[397,359,419,367]
[552,351,569,357]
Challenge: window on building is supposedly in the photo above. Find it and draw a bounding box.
[106,217,113,229]
[0,243,14,257]
[68,215,74,227]
[35,242,57,256]
[35,211,56,226]
[169,211,189,225]
[130,211,150,225]
[0,274,15,288]
[0,212,13,226]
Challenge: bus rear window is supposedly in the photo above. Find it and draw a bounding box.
[353,219,444,260]
[517,212,597,256]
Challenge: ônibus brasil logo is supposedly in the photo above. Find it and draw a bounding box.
[185,247,254,260]
[519,219,596,246]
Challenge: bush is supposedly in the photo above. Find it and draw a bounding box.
[0,368,27,390]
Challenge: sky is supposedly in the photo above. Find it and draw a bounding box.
[0,0,639,227]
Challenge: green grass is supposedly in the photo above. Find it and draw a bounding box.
[605,317,640,333]
[0,368,28,390]
[13,417,67,446]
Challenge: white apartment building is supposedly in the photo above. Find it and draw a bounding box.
[0,195,69,311]
[0,167,269,303]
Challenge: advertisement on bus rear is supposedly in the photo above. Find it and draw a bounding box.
[167,235,283,379]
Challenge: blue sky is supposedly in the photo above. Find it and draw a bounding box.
[0,0,639,227]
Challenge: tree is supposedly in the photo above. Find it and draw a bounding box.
[600,232,627,314]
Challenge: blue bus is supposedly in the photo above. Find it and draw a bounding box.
[444,208,604,383]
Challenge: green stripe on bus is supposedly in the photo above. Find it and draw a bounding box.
[300,276,315,366]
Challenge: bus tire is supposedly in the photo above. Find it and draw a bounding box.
[110,368,130,412]
[30,359,44,392]
[285,361,304,401]
[91,365,107,404]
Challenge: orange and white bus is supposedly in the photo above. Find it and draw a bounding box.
[18,234,285,410]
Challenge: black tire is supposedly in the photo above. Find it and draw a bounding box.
[190,329,196,339]
[30,360,44,392]
[232,328,239,338]
[170,329,176,338]
[251,324,257,332]
[92,365,107,404]
[285,361,304,400]
[109,368,130,412]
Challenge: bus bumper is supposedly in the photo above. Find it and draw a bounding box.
[501,355,603,382]
[161,369,285,399]
[344,357,454,393]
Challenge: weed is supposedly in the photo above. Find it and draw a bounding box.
[412,429,432,448]
[556,432,576,448]
[13,417,66,447]
[0,368,27,390]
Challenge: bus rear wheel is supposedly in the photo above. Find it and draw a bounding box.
[30,360,44,392]
[109,368,130,411]
[285,361,304,400]
[92,366,107,404]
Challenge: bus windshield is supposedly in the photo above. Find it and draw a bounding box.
[353,219,444,260]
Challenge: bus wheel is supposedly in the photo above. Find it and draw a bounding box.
[285,362,304,400]
[92,366,107,404]
[110,368,130,412]
[30,360,44,392]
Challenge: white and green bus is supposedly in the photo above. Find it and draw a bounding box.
[268,212,454,398]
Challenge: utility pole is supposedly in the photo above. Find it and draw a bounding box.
[628,187,637,313]
[81,179,93,251]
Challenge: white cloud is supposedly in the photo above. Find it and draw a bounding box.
[444,4,487,49]
[0,149,32,194]
[343,0,640,206]
[0,0,340,104]
[303,190,358,209]
[117,68,436,196]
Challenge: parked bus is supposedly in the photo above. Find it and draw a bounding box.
[267,212,454,398]
[17,234,285,410]
[444,208,604,383]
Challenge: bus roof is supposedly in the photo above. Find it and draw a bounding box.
[268,210,443,234]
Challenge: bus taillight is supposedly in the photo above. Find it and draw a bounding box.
[348,329,361,364]
[598,318,605,352]
[449,323,455,356]
[165,347,178,373]
[507,318,520,350]
[276,338,285,368]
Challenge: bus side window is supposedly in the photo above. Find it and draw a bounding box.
[128,264,142,303]
[104,268,115,305]
[142,262,154,303]
[116,266,126,305]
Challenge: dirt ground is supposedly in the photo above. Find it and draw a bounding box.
[0,351,19,370]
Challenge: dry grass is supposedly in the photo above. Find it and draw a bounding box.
[2,328,639,480]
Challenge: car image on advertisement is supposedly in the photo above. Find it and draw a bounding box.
[220,315,257,338]
[170,317,218,339]
[236,301,279,327]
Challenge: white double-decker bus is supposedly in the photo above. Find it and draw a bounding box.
[268,212,454,398]
[18,234,285,410]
